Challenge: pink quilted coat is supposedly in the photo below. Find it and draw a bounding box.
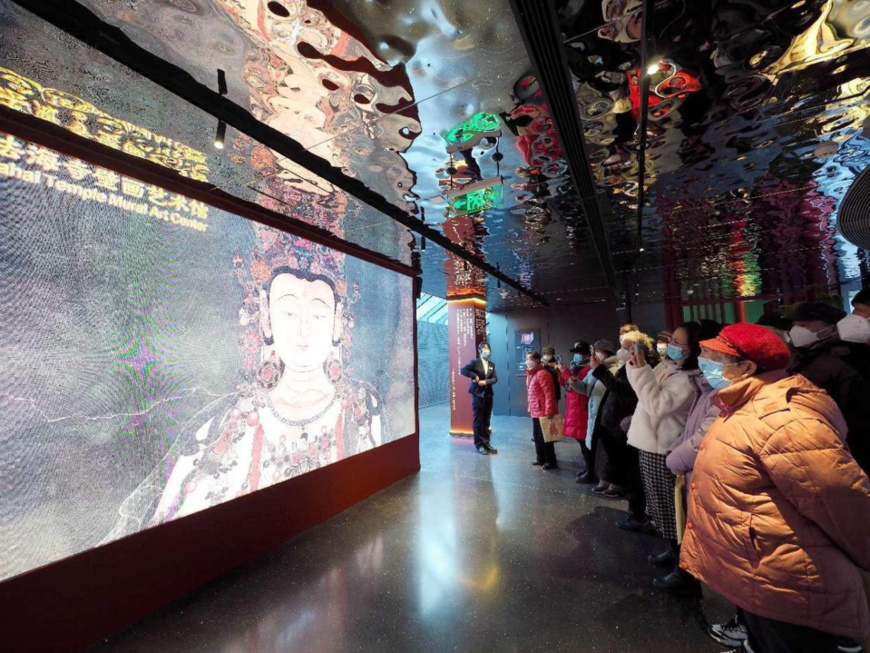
[559,366,589,439]
[681,371,870,641]
[526,365,556,419]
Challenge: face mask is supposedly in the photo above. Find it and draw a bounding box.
[616,348,631,362]
[542,355,553,363]
[481,349,491,360]
[789,325,820,349]
[595,351,606,362]
[698,357,731,390]
[572,353,582,364]
[525,360,536,370]
[837,314,870,344]
[656,343,668,357]
[666,343,685,362]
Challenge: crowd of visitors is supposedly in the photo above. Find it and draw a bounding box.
[512,291,870,653]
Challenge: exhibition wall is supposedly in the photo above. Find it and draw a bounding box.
[487,304,622,417]
[417,320,449,408]
[0,131,420,651]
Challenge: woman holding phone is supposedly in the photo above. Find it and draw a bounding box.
[626,323,703,593]
[589,331,654,522]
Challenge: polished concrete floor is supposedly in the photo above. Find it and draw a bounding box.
[92,405,732,652]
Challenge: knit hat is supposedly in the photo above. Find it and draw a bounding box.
[793,302,846,325]
[700,324,790,373]
[593,339,616,355]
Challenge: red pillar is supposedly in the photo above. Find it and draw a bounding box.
[442,214,487,438]
[447,297,487,437]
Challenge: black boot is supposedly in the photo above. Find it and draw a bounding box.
[648,548,675,567]
[652,568,702,596]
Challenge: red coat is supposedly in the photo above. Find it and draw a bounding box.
[526,365,556,418]
[559,366,589,439]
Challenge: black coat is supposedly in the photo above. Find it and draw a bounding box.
[591,362,638,436]
[545,364,562,402]
[460,358,498,398]
[790,338,870,472]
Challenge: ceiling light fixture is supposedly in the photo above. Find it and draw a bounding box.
[215,69,228,150]
[214,120,226,149]
[420,207,427,251]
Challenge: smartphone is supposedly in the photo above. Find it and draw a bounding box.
[556,354,563,364]
[633,343,643,355]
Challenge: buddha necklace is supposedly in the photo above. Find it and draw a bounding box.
[265,387,339,427]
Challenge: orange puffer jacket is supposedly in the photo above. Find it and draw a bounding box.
[681,371,870,642]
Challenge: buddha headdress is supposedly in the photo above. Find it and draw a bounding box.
[232,221,360,391]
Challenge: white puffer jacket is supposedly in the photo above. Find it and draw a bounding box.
[626,361,698,454]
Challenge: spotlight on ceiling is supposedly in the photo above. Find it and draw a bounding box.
[646,57,663,76]
[814,141,838,159]
[214,120,226,149]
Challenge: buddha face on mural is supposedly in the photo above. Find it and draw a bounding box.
[267,270,339,374]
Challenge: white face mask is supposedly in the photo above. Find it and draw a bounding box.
[837,313,870,344]
[525,360,536,370]
[595,351,606,362]
[616,348,632,362]
[542,354,553,363]
[789,325,820,349]
[656,343,668,357]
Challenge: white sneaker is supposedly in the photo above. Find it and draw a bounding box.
[709,616,748,647]
[836,638,863,653]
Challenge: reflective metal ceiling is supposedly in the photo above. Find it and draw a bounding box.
[2,0,869,310]
[559,0,870,306]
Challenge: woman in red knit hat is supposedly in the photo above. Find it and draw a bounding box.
[681,324,870,652]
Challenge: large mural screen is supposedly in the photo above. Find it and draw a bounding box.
[0,134,416,582]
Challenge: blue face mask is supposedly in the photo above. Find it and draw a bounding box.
[698,357,731,390]
[572,353,582,364]
[666,343,685,362]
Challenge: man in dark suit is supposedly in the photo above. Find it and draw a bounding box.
[461,342,498,455]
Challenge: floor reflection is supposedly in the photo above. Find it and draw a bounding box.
[93,405,734,653]
[416,448,500,617]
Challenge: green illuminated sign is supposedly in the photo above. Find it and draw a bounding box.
[442,112,502,151]
[448,183,503,216]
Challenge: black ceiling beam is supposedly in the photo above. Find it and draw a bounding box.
[11,0,548,306]
[636,0,655,252]
[508,0,616,287]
